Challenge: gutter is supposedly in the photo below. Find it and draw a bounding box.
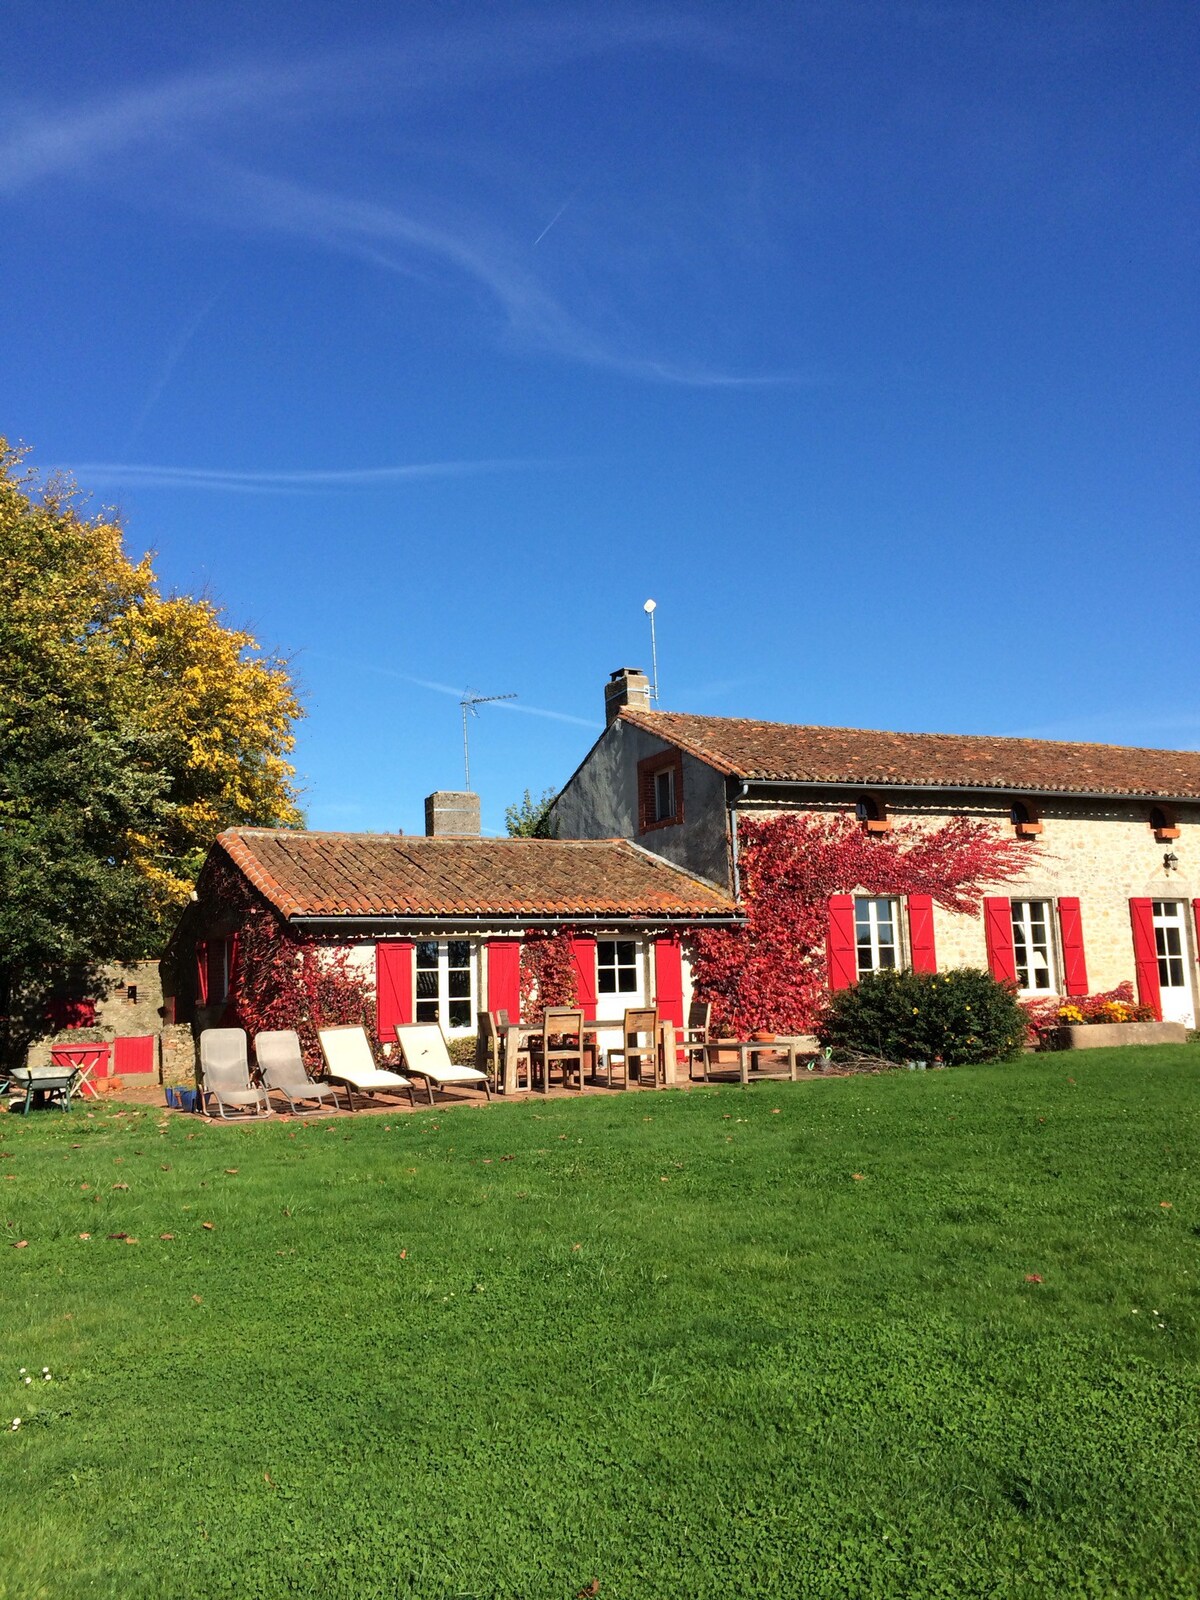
[735,779,1199,805]
[729,780,750,900]
[290,912,742,931]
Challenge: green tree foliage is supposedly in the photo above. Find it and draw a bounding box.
[0,441,302,1063]
[817,968,1028,1066]
[504,787,557,838]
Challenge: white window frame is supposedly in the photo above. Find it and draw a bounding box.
[1011,900,1056,994]
[1152,901,1188,990]
[597,938,640,997]
[414,938,476,1036]
[854,897,901,978]
[653,767,676,823]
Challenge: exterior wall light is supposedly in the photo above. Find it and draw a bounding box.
[1163,851,1180,873]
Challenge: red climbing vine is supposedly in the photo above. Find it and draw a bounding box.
[690,812,1037,1036]
[519,929,578,1024]
[196,850,375,1073]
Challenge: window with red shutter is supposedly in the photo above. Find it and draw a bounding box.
[653,935,684,1028]
[826,896,857,991]
[486,939,521,1023]
[1129,899,1161,1020]
[376,942,414,1042]
[1057,899,1089,996]
[983,898,1018,985]
[907,895,937,973]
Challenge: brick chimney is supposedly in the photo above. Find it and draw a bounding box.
[604,667,652,726]
[424,791,482,837]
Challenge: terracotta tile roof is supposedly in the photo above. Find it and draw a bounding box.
[619,709,1200,799]
[215,830,736,921]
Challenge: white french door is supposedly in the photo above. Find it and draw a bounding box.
[1152,902,1195,1028]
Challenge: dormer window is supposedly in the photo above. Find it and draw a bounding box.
[637,750,683,832]
[1150,805,1180,842]
[855,794,891,834]
[1010,799,1043,838]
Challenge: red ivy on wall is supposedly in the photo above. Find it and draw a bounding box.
[228,914,376,1074]
[519,929,578,1025]
[196,852,375,1073]
[690,812,1036,1036]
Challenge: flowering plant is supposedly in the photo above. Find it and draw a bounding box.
[1022,981,1156,1045]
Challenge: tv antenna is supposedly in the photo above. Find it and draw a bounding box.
[643,599,660,703]
[460,689,517,788]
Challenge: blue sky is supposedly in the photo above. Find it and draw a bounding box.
[3,2,1197,835]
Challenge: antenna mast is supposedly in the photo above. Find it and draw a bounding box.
[643,599,660,703]
[460,690,517,788]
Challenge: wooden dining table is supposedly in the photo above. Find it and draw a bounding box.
[497,1019,679,1093]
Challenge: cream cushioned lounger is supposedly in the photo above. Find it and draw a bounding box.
[318,1026,414,1108]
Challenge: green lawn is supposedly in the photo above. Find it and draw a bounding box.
[2,1047,1199,1599]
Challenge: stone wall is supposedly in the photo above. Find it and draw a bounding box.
[747,790,1199,1002]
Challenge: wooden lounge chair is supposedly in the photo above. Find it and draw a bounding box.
[531,1007,585,1092]
[318,1026,414,1109]
[255,1029,344,1114]
[200,1028,272,1120]
[605,1007,659,1089]
[395,1024,491,1105]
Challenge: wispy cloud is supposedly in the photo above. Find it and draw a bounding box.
[310,656,600,729]
[0,14,733,195]
[211,165,813,388]
[123,287,226,452]
[59,458,547,494]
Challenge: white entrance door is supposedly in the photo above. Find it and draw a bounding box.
[1152,902,1195,1027]
[592,939,646,1054]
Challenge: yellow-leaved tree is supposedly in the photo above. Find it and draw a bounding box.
[0,439,302,1061]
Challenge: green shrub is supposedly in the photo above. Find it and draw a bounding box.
[817,967,1027,1065]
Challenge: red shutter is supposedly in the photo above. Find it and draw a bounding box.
[653,935,684,1028]
[1129,899,1162,1020]
[1057,898,1089,996]
[1194,901,1200,975]
[983,897,1017,984]
[486,939,521,1022]
[195,941,209,1006]
[827,896,857,992]
[376,941,414,1042]
[569,937,598,1020]
[907,895,937,974]
[221,930,242,1023]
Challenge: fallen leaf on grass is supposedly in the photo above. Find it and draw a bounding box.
[399,1250,407,1259]
[78,1233,90,1240]
[500,1154,515,1162]
[201,1222,214,1231]
[11,1240,28,1249]
[572,1243,582,1252]
[1025,1274,1044,1284]
[224,1168,239,1176]
[191,1294,203,1304]
[159,1233,175,1241]
[852,1173,865,1181]
[1160,1201,1174,1209]
[578,1581,600,1598]
[112,1183,129,1191]
[123,1237,140,1245]
[771,1108,781,1114]
[264,1471,276,1488]
[160,1164,171,1171]
[107,1232,129,1241]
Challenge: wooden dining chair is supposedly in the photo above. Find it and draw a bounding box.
[534,1007,585,1092]
[477,1009,530,1092]
[682,1000,712,1081]
[605,1007,660,1090]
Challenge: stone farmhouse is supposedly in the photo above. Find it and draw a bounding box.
[160,666,1200,1049]
[554,669,1200,1029]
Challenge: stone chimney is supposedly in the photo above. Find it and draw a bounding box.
[424,791,482,837]
[604,667,652,726]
